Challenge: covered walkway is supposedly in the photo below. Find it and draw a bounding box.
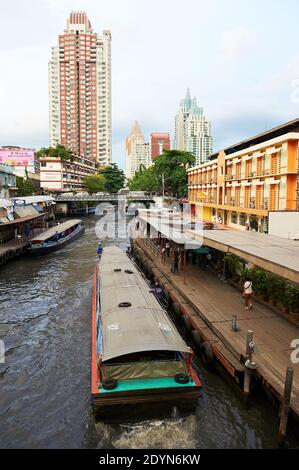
[138,211,299,283]
[136,237,299,420]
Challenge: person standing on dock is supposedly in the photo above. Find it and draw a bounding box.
[97,242,103,259]
[165,240,170,257]
[24,224,31,242]
[173,248,180,274]
[243,280,253,310]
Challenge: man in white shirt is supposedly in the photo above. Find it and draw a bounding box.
[243,280,253,310]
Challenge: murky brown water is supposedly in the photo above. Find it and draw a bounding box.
[0,217,298,449]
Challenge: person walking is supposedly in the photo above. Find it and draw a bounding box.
[243,279,253,310]
[165,240,170,257]
[97,242,103,259]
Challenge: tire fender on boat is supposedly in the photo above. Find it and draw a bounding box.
[102,379,118,391]
[191,330,202,352]
[180,314,193,334]
[174,373,190,384]
[172,302,181,319]
[200,342,215,368]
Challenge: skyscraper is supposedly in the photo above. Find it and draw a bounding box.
[150,133,170,159]
[173,89,212,165]
[49,12,112,164]
[125,121,151,179]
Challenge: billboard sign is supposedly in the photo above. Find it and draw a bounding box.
[0,148,35,167]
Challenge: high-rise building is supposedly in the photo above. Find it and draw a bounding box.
[49,12,112,165]
[125,121,151,179]
[150,133,170,159]
[173,89,212,165]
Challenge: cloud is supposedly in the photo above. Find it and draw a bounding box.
[220,27,257,61]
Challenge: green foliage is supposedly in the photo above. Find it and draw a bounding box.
[251,268,270,296]
[128,166,158,192]
[285,286,299,312]
[267,275,287,304]
[16,176,35,197]
[84,174,105,194]
[99,164,125,193]
[128,150,195,197]
[241,267,252,284]
[223,254,242,279]
[35,144,73,161]
[223,252,299,312]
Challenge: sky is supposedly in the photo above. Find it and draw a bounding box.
[1,0,299,169]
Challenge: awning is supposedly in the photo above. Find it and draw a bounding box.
[0,213,46,227]
[196,247,210,254]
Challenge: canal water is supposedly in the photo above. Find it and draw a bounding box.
[0,217,298,449]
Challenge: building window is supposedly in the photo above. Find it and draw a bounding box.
[231,212,238,224]
[239,213,246,226]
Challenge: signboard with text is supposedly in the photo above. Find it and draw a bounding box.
[0,148,35,167]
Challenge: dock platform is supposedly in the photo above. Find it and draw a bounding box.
[134,237,299,422]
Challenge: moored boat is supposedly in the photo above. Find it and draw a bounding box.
[91,246,201,417]
[28,219,85,255]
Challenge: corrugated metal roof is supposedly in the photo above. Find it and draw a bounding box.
[12,196,55,204]
[0,198,13,208]
[14,205,39,218]
[99,246,191,362]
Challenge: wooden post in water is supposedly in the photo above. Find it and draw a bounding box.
[183,249,187,285]
[244,330,254,395]
[278,368,294,445]
[246,330,253,360]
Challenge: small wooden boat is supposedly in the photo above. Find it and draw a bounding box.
[91,246,201,417]
[28,219,85,255]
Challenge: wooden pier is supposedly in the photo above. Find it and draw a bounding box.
[134,237,299,423]
[0,239,29,266]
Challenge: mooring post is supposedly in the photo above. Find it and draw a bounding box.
[244,330,256,396]
[232,315,237,332]
[278,367,294,445]
[246,330,254,360]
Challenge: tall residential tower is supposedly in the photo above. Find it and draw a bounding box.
[49,12,112,164]
[173,89,212,165]
[125,121,151,180]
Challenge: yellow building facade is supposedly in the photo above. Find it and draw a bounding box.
[188,130,299,231]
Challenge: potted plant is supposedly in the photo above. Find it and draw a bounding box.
[252,268,270,300]
[286,286,299,320]
[268,275,286,306]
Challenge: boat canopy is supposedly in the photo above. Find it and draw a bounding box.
[31,219,82,242]
[99,246,191,362]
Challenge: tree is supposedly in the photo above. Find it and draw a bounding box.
[128,165,158,192]
[84,174,106,194]
[128,150,195,197]
[153,150,195,198]
[99,163,125,193]
[35,144,73,161]
[16,176,35,197]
